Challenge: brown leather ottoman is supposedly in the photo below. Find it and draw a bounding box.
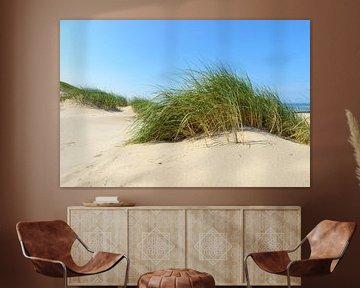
[138,268,215,288]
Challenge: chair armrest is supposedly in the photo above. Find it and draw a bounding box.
[246,251,291,274]
[287,258,336,277]
[26,255,65,265]
[285,237,307,253]
[245,237,306,259]
[76,236,94,253]
[25,255,67,278]
[248,250,289,256]
[19,240,67,277]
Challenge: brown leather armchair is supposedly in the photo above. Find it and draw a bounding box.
[16,220,129,288]
[244,220,356,288]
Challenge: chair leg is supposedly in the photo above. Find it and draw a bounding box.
[244,255,252,288]
[123,255,130,288]
[62,264,68,288]
[286,269,291,288]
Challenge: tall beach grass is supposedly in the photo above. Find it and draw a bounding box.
[60,81,127,111]
[128,65,310,144]
[129,97,153,114]
[346,110,360,185]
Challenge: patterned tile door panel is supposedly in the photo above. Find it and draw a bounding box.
[128,209,186,284]
[187,209,243,285]
[244,209,301,286]
[68,209,127,286]
[68,206,300,286]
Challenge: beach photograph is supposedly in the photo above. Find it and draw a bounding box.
[60,20,310,187]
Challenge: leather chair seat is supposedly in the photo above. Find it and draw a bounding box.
[250,251,291,274]
[16,220,129,288]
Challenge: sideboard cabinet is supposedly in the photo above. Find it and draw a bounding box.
[67,206,301,286]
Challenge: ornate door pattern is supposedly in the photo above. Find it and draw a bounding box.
[187,209,242,285]
[68,206,300,286]
[68,208,128,285]
[244,209,301,285]
[128,209,186,283]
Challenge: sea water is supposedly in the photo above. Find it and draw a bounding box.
[286,103,310,113]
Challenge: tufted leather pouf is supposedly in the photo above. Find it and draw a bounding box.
[138,268,215,288]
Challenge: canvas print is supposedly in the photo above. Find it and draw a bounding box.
[60,20,310,187]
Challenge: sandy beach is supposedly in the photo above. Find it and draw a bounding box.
[60,101,310,187]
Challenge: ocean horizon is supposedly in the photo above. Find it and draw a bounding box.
[286,102,310,113]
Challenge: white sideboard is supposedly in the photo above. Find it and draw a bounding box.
[67,206,301,286]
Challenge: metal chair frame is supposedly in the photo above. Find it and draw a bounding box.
[244,237,349,288]
[19,234,129,288]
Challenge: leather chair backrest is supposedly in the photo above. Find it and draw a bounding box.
[307,220,356,260]
[16,220,77,261]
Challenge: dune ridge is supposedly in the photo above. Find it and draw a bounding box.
[60,101,310,187]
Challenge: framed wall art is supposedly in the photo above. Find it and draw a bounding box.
[60,20,310,187]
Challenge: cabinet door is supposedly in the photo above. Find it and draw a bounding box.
[243,209,301,286]
[128,209,186,284]
[68,208,128,286]
[187,209,243,285]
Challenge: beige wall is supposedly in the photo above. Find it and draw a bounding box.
[1,0,360,287]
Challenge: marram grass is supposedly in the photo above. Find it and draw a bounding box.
[346,109,360,186]
[127,65,310,145]
[129,97,154,114]
[60,81,127,111]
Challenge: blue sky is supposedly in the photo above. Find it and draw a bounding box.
[60,20,310,103]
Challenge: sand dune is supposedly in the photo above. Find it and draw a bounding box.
[60,101,310,187]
